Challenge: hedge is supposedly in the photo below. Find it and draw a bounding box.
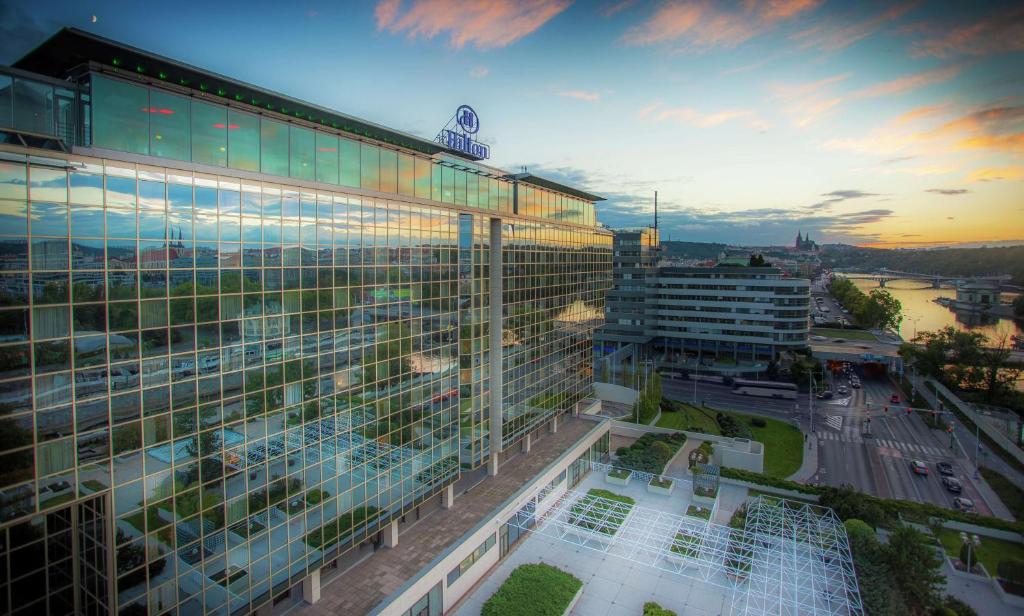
[481,563,582,616]
[616,432,686,474]
[643,602,678,616]
[720,467,1024,534]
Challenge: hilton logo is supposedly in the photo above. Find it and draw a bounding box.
[437,104,490,160]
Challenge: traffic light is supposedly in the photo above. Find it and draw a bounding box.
[906,407,912,415]
[947,423,953,433]
[884,405,888,413]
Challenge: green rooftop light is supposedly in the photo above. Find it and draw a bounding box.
[135,65,145,73]
[217,89,226,96]
[158,72,167,80]
[111,58,122,66]
[199,83,208,91]
[235,94,243,101]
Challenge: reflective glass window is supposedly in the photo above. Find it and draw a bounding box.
[228,110,260,172]
[191,100,227,167]
[315,133,339,185]
[14,78,53,135]
[0,161,26,200]
[454,169,466,206]
[260,119,289,177]
[414,157,431,199]
[0,200,26,236]
[91,75,149,154]
[340,139,360,188]
[398,153,414,196]
[0,74,11,127]
[70,172,104,205]
[442,166,454,203]
[379,149,397,193]
[149,90,190,161]
[289,126,315,181]
[360,144,379,191]
[29,166,66,202]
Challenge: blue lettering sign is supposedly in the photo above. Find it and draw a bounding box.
[438,105,490,160]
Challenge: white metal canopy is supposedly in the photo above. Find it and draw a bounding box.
[506,466,864,616]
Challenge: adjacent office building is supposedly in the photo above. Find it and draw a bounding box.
[0,28,611,615]
[594,227,659,353]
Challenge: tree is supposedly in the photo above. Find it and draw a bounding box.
[748,253,770,267]
[885,525,944,614]
[869,289,903,332]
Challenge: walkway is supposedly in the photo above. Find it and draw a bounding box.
[942,559,1024,615]
[294,417,600,616]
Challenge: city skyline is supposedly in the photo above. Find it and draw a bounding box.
[3,1,1021,248]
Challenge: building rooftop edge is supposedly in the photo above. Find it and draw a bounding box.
[12,27,604,203]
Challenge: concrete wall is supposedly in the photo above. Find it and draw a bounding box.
[608,421,764,473]
[593,382,639,406]
[370,420,610,616]
[925,378,1024,468]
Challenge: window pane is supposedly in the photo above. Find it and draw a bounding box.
[14,78,53,135]
[149,90,190,161]
[360,144,379,191]
[92,76,149,154]
[442,166,454,203]
[340,139,360,188]
[397,153,413,196]
[191,101,227,167]
[289,126,314,181]
[431,164,442,202]
[379,149,397,193]
[228,110,260,172]
[454,169,466,206]
[315,133,339,185]
[260,119,289,177]
[0,75,11,128]
[414,157,430,199]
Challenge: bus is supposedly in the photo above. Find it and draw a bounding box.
[731,379,799,400]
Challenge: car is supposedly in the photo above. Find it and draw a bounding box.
[910,460,929,475]
[833,338,846,343]
[811,335,828,341]
[953,497,976,513]
[817,390,834,400]
[851,381,861,389]
[942,477,963,493]
[936,461,954,476]
[890,394,900,404]
[837,385,849,395]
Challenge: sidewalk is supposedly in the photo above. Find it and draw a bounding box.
[787,430,819,483]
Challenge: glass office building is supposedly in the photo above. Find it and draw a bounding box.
[0,28,611,616]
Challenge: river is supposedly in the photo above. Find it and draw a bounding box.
[848,277,1022,344]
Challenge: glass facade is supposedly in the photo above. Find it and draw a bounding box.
[0,53,611,616]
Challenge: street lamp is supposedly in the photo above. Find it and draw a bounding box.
[959,532,981,573]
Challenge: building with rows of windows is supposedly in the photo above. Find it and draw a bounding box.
[0,28,612,616]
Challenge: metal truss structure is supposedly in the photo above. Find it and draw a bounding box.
[507,468,864,616]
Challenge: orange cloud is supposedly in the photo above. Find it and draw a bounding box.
[966,166,1024,182]
[375,0,571,50]
[893,104,948,125]
[771,73,849,127]
[914,6,1024,57]
[853,64,961,99]
[791,1,917,52]
[621,0,820,49]
[558,90,600,102]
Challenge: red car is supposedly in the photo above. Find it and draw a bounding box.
[910,460,929,475]
[890,394,900,404]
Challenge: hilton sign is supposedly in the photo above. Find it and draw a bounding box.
[436,105,490,160]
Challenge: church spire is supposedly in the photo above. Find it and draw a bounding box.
[795,230,802,248]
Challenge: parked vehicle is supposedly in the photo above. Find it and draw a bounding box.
[890,394,900,404]
[731,379,798,400]
[837,385,849,395]
[851,381,861,389]
[942,477,963,493]
[816,390,834,400]
[910,460,929,475]
[936,461,954,476]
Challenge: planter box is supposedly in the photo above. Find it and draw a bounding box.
[561,584,585,616]
[692,492,716,507]
[993,576,1024,609]
[605,472,631,487]
[647,479,675,496]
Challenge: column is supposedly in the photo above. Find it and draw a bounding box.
[302,569,321,605]
[441,484,455,509]
[550,415,559,433]
[488,217,504,476]
[522,433,532,454]
[383,520,399,548]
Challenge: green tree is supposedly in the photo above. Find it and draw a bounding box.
[885,525,944,614]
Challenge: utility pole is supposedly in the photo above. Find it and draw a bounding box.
[809,368,815,433]
[654,190,658,231]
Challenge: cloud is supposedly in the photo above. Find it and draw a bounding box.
[967,166,1024,183]
[375,0,571,50]
[808,189,880,210]
[469,66,489,78]
[621,0,820,50]
[925,188,969,195]
[790,2,917,52]
[0,3,59,63]
[637,102,754,127]
[853,64,962,98]
[914,6,1024,58]
[601,0,638,17]
[771,73,849,127]
[558,90,601,102]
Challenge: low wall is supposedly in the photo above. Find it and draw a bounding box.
[924,378,1024,468]
[593,382,639,406]
[720,477,820,502]
[943,520,1024,543]
[609,421,764,473]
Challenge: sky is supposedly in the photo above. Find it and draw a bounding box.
[2,0,1022,248]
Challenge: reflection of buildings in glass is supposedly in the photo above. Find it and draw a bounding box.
[0,28,611,616]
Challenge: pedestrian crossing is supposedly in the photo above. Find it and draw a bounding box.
[818,427,949,457]
[824,415,843,431]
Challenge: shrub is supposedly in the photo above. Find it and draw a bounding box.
[998,558,1024,584]
[750,417,767,428]
[716,412,753,439]
[616,432,686,474]
[940,595,978,616]
[481,564,582,616]
[844,519,876,544]
[643,602,677,616]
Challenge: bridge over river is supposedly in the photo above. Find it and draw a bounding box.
[838,268,1013,289]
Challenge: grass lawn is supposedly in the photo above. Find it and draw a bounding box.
[569,489,635,535]
[656,402,720,434]
[685,504,712,520]
[811,327,876,341]
[482,563,582,616]
[937,528,1024,575]
[980,467,1024,520]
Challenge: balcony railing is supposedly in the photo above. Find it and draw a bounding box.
[0,66,81,150]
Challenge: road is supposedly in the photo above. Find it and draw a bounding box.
[811,369,993,515]
[662,379,802,418]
